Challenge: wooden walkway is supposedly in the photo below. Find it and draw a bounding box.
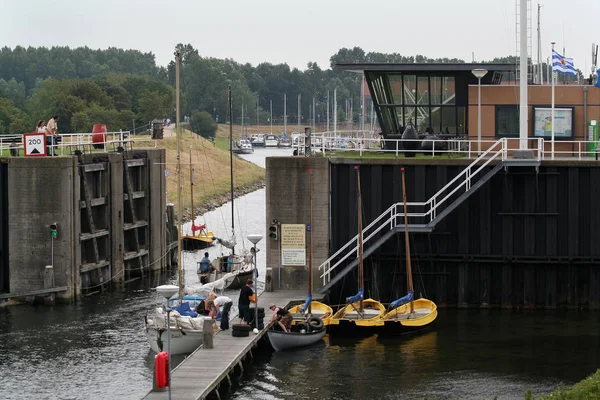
[144,289,314,400]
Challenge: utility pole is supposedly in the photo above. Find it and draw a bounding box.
[283,93,287,135]
[297,93,301,134]
[326,90,330,132]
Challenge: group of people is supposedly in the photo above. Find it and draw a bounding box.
[194,278,294,334]
[36,116,60,156]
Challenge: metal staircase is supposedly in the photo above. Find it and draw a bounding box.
[318,139,540,293]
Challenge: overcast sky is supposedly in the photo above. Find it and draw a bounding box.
[3,0,599,73]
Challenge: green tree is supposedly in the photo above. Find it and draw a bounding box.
[190,110,217,140]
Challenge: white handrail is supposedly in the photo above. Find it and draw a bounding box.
[318,138,508,286]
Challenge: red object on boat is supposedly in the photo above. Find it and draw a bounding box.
[155,351,169,388]
[192,223,206,232]
[92,124,107,145]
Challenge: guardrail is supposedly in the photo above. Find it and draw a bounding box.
[319,138,508,285]
[1,130,159,156]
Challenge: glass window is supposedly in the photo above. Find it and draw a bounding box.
[379,106,401,134]
[430,76,442,104]
[430,106,442,133]
[457,107,466,135]
[496,106,519,137]
[417,77,429,105]
[442,77,455,105]
[388,75,403,104]
[404,107,417,127]
[403,75,416,105]
[441,107,457,134]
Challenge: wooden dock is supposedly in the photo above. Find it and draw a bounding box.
[143,289,315,400]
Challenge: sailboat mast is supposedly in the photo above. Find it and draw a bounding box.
[229,86,235,254]
[308,168,313,314]
[175,50,184,302]
[401,168,414,313]
[189,148,194,238]
[356,166,364,312]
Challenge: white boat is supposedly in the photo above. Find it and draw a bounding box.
[267,327,326,351]
[264,134,279,147]
[197,251,254,290]
[250,134,265,147]
[145,295,210,355]
[235,139,254,154]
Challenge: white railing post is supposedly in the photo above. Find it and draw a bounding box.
[395,140,398,157]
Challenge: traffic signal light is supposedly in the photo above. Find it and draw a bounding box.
[50,222,58,238]
[269,225,278,240]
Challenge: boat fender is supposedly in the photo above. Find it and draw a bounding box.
[294,322,309,333]
[307,317,324,331]
[155,351,169,388]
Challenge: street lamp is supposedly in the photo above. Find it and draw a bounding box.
[247,234,263,331]
[471,68,488,154]
[156,284,179,400]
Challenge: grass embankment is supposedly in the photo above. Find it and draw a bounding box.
[161,128,264,218]
[525,369,600,399]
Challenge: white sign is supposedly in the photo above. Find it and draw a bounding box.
[281,224,306,266]
[23,133,46,157]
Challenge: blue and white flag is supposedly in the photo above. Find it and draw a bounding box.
[552,50,577,76]
[595,69,600,89]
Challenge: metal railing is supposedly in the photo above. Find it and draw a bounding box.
[319,138,508,286]
[1,130,159,156]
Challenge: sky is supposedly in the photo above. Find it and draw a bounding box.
[3,0,599,73]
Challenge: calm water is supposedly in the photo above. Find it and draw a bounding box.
[1,147,599,400]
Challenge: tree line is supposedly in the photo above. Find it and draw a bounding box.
[0,44,576,137]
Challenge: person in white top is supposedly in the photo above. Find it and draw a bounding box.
[46,115,59,156]
[210,293,233,330]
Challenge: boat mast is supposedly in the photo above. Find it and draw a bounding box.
[308,168,313,314]
[401,168,414,314]
[356,166,364,312]
[229,85,235,255]
[189,147,194,238]
[175,50,184,302]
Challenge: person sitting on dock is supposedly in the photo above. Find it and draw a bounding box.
[270,304,293,333]
[238,279,254,325]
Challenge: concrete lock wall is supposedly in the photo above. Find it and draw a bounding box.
[266,156,329,291]
[4,149,167,302]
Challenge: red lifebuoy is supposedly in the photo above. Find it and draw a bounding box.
[155,351,169,388]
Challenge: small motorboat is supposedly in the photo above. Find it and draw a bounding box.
[267,326,326,351]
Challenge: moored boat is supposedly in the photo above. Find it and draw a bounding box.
[288,300,333,326]
[380,167,437,335]
[267,327,326,351]
[327,166,386,336]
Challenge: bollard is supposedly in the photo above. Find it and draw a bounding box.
[265,268,273,292]
[203,318,214,349]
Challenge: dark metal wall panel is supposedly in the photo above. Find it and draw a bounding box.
[329,163,600,308]
[0,163,7,293]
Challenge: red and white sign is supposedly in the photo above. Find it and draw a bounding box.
[23,133,46,157]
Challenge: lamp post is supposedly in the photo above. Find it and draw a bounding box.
[247,234,263,330]
[156,284,179,400]
[471,68,488,154]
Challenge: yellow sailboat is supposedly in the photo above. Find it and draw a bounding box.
[327,166,385,336]
[181,148,215,250]
[380,167,437,335]
[288,168,332,326]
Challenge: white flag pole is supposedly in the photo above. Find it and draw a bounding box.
[551,42,555,160]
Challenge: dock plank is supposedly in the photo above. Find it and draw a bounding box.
[143,289,317,400]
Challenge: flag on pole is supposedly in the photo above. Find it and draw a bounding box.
[595,69,600,88]
[552,50,577,76]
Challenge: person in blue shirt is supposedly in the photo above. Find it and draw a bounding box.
[198,252,216,283]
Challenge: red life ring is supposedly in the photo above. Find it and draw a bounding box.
[155,351,169,388]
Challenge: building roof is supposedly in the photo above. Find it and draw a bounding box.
[334,63,516,73]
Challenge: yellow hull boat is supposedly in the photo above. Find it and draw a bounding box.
[327,298,386,335]
[288,301,333,327]
[380,298,437,335]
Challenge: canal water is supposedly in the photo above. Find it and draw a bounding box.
[0,147,599,400]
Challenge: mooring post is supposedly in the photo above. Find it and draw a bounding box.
[43,265,55,304]
[265,267,273,292]
[203,318,214,349]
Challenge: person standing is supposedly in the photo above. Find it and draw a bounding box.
[214,295,233,330]
[46,115,59,156]
[238,279,254,325]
